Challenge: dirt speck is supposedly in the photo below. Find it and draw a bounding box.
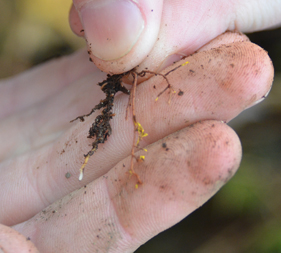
[178,90,184,96]
[65,172,71,179]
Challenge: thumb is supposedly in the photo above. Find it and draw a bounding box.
[70,0,281,74]
[70,0,163,73]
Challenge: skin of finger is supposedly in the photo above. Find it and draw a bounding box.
[234,0,281,32]
[71,0,163,74]
[13,121,242,253]
[196,31,249,53]
[0,49,95,120]
[0,36,273,226]
[0,70,106,162]
[137,31,250,82]
[0,224,39,253]
[148,0,281,73]
[69,4,84,37]
[70,0,281,74]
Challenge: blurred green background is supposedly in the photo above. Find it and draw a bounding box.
[0,1,281,252]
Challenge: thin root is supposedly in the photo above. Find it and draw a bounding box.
[136,60,189,104]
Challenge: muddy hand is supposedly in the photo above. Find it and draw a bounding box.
[0,32,273,252]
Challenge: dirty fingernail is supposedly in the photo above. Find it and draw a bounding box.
[80,0,144,61]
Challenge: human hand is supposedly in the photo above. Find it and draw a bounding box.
[69,0,281,74]
[0,31,273,252]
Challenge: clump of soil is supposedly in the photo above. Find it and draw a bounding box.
[71,71,131,180]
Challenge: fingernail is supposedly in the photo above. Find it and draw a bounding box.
[80,0,144,61]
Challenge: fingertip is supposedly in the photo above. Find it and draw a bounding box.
[230,40,274,110]
[194,121,242,189]
[69,4,84,37]
[183,32,274,111]
[246,42,274,107]
[106,120,242,246]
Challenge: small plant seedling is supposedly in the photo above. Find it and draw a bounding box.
[71,61,189,186]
